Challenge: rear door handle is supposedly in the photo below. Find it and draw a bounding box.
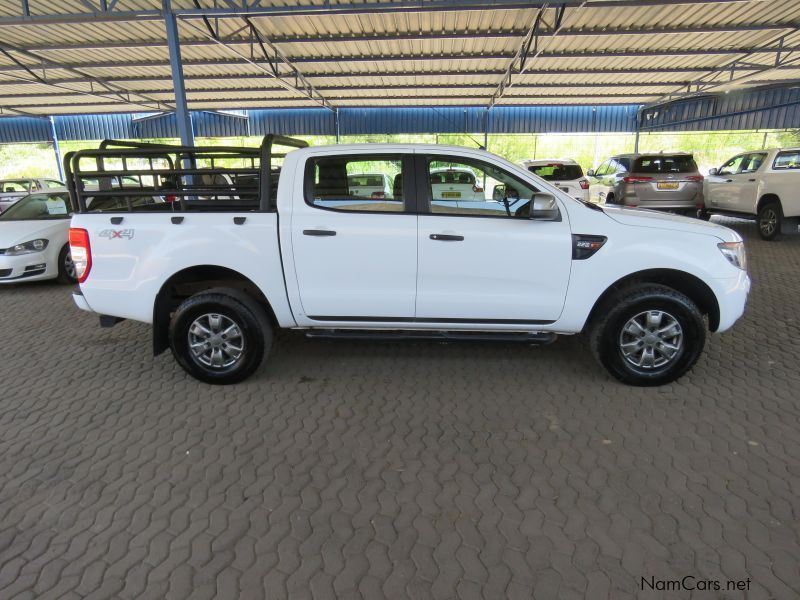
[748,178,756,182]
[303,229,336,237]
[430,234,464,241]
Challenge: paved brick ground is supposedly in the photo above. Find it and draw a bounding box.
[0,217,799,599]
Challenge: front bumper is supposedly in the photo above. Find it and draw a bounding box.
[714,269,751,332]
[0,253,53,283]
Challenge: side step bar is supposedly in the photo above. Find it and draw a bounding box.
[305,329,557,345]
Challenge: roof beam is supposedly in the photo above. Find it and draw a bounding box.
[13,22,797,53]
[0,0,767,26]
[3,45,800,75]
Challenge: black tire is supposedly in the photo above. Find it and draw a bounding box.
[169,287,273,384]
[56,244,77,284]
[757,200,782,241]
[605,193,615,205]
[697,209,711,221]
[588,284,705,386]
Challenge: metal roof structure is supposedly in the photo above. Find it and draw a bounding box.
[0,0,798,120]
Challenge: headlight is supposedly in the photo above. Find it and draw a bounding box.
[5,239,49,255]
[718,241,747,271]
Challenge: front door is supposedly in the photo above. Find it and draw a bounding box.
[290,152,418,321]
[729,152,766,213]
[415,154,572,323]
[706,154,744,211]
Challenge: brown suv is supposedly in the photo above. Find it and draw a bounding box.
[588,153,704,215]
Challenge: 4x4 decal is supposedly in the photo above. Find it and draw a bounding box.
[98,229,135,240]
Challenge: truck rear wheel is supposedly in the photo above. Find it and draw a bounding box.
[588,284,705,386]
[169,288,272,384]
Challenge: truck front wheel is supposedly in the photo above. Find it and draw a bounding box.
[588,284,706,386]
[169,288,273,384]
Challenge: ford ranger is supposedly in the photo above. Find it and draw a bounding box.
[66,136,750,386]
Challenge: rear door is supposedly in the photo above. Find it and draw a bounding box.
[416,153,572,323]
[290,152,418,321]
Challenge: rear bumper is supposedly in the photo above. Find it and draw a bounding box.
[72,291,93,312]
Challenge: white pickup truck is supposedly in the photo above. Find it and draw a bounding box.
[703,147,800,240]
[67,136,750,386]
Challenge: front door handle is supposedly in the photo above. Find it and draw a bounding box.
[725,179,733,183]
[430,233,464,242]
[303,229,336,237]
[748,178,756,182]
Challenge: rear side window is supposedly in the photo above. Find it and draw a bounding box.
[527,164,583,180]
[307,155,404,213]
[773,150,800,170]
[634,155,698,174]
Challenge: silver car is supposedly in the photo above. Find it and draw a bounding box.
[588,153,704,215]
[0,178,65,213]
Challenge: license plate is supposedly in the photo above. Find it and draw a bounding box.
[441,191,461,199]
[657,182,679,190]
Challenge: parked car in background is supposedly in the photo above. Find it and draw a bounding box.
[0,187,163,284]
[347,173,393,199]
[0,178,64,213]
[588,153,704,215]
[429,166,482,201]
[703,147,800,240]
[520,159,589,203]
[0,190,76,284]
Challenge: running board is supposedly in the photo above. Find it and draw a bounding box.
[305,329,557,344]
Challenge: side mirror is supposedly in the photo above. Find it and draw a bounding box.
[708,167,718,176]
[492,184,506,201]
[586,169,595,177]
[531,193,560,221]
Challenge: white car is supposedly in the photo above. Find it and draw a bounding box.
[703,147,800,240]
[521,159,590,203]
[429,166,483,201]
[0,178,65,213]
[69,139,749,387]
[0,191,77,284]
[347,173,393,199]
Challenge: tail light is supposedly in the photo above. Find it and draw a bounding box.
[165,194,177,203]
[472,185,484,193]
[579,179,589,190]
[69,228,92,283]
[371,191,385,199]
[685,175,704,182]
[623,176,654,184]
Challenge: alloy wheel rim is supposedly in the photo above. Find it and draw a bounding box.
[619,310,683,370]
[64,251,77,279]
[188,313,245,369]
[760,209,777,236]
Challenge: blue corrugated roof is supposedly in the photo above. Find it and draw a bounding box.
[1,91,797,145]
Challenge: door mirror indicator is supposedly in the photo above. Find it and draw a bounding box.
[531,193,560,221]
[708,167,718,176]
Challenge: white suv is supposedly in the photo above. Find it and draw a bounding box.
[704,147,800,240]
[521,159,589,203]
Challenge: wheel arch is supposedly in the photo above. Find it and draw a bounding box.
[152,264,277,356]
[583,268,721,333]
[756,193,781,214]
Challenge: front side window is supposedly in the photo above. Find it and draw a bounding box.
[773,150,800,170]
[740,153,767,174]
[307,155,404,213]
[594,161,610,177]
[718,155,744,176]
[426,157,544,219]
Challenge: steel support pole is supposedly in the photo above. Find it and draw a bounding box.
[49,116,64,181]
[163,0,194,145]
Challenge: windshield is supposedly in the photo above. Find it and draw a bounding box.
[527,164,583,180]
[0,180,32,193]
[634,155,698,174]
[0,192,71,221]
